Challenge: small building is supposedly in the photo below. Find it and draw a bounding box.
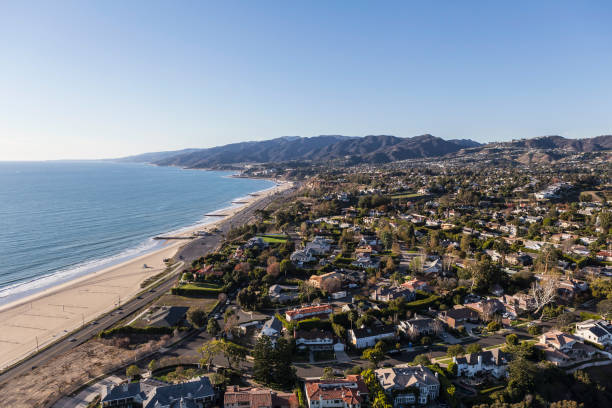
[348,325,397,349]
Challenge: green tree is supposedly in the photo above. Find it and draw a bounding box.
[362,347,385,367]
[147,359,157,373]
[507,357,537,391]
[446,361,458,377]
[187,307,208,328]
[412,354,431,366]
[322,366,335,380]
[506,333,519,346]
[487,321,501,332]
[253,335,274,385]
[447,344,465,357]
[466,343,482,354]
[126,364,140,380]
[206,317,221,336]
[272,337,297,388]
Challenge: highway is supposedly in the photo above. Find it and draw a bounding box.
[0,182,296,384]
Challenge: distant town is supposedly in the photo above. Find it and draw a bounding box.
[2,143,611,408]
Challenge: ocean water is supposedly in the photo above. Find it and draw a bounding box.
[0,161,275,305]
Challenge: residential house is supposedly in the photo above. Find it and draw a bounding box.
[304,376,369,408]
[351,255,379,269]
[575,319,612,347]
[295,329,334,351]
[438,306,479,329]
[536,330,596,366]
[224,386,298,408]
[370,286,416,302]
[398,316,439,338]
[375,364,439,406]
[290,248,316,266]
[142,306,188,328]
[285,304,333,322]
[453,349,509,379]
[102,376,216,408]
[400,279,430,292]
[259,316,283,344]
[309,272,344,290]
[348,325,397,349]
[465,299,505,320]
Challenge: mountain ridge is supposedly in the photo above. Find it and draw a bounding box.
[116,134,611,168]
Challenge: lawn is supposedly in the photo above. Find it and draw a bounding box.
[390,192,425,199]
[258,234,289,243]
[156,293,218,311]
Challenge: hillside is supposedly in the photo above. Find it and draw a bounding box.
[116,134,611,168]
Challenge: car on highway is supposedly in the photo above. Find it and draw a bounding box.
[68,337,77,342]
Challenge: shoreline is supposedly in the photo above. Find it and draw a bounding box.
[0,178,292,370]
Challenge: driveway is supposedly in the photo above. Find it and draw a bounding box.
[53,375,122,408]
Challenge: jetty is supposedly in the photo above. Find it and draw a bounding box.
[231,201,249,204]
[153,236,195,240]
[203,213,228,217]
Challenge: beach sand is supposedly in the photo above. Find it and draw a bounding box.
[0,180,292,370]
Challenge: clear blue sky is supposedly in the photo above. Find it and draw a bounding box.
[1,1,611,160]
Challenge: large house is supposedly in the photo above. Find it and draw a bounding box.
[398,316,439,338]
[370,286,416,302]
[295,329,334,351]
[536,330,596,366]
[375,364,440,406]
[348,325,397,349]
[304,376,369,408]
[102,377,216,408]
[285,304,333,322]
[453,349,509,378]
[574,319,612,347]
[309,272,344,290]
[438,306,479,328]
[290,248,316,265]
[224,386,298,408]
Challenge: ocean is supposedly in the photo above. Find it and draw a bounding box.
[0,161,275,305]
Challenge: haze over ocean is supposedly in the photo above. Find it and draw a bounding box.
[0,161,274,305]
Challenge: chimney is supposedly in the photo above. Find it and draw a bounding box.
[477,355,483,366]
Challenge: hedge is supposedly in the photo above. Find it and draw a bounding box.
[99,325,174,338]
[405,294,440,310]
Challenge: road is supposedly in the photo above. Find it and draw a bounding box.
[0,182,298,384]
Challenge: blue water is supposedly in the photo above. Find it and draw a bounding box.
[0,161,275,305]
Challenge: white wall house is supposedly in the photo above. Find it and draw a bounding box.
[348,325,396,349]
[453,349,509,379]
[575,320,612,347]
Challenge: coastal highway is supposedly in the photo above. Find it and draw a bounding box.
[0,181,297,384]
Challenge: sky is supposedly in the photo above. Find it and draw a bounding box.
[1,1,611,160]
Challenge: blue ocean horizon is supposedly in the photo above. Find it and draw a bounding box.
[0,161,275,305]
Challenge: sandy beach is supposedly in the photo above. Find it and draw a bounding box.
[0,179,292,370]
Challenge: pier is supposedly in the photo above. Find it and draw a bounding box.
[203,213,228,217]
[153,236,195,240]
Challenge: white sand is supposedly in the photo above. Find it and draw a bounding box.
[0,180,292,370]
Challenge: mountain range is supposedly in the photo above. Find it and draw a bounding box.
[118,134,611,168]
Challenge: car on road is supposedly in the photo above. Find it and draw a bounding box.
[68,337,77,342]
[214,313,221,319]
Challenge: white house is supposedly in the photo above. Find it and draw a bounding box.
[453,349,509,379]
[375,364,439,406]
[295,330,334,351]
[575,319,612,347]
[290,248,316,265]
[304,376,369,408]
[348,325,396,349]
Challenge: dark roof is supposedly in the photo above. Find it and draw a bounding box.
[144,377,215,408]
[442,307,479,320]
[455,349,509,366]
[147,306,189,328]
[262,316,283,333]
[351,325,396,339]
[102,382,149,403]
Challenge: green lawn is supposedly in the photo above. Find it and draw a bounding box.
[258,234,289,243]
[390,192,425,199]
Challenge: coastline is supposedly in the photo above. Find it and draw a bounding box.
[0,179,292,370]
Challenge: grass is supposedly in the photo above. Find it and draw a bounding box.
[479,385,505,395]
[257,234,289,243]
[156,294,218,311]
[390,192,425,199]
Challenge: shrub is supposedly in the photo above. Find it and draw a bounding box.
[487,321,501,332]
[527,325,541,336]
